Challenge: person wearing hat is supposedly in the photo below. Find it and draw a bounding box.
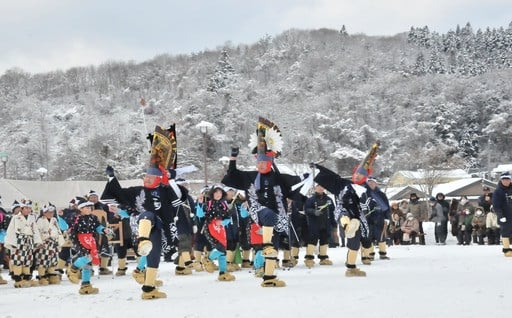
[492,171,512,256]
[1,200,21,281]
[405,193,428,245]
[221,138,305,286]
[362,176,391,261]
[4,201,43,287]
[312,163,369,277]
[33,203,63,285]
[100,164,184,299]
[66,197,114,295]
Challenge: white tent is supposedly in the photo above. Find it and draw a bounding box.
[0,179,142,210]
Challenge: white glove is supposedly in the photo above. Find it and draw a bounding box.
[138,240,153,256]
[193,225,198,234]
[500,217,507,223]
[384,219,390,225]
[345,219,361,239]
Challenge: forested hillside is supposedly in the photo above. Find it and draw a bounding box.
[1,22,511,181]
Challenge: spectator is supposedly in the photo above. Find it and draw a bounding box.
[456,196,475,245]
[406,193,428,245]
[389,201,404,245]
[485,206,500,245]
[429,195,447,245]
[471,207,486,245]
[401,213,420,245]
[478,186,493,213]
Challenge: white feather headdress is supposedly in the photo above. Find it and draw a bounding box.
[248,117,284,157]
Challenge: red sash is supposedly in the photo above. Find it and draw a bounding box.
[77,233,100,265]
[207,220,227,247]
[250,223,263,245]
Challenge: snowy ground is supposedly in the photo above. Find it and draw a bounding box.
[2,226,512,318]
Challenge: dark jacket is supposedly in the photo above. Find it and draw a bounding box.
[304,192,336,229]
[492,181,512,235]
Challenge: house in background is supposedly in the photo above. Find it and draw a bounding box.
[491,164,512,180]
[432,178,497,201]
[384,185,428,201]
[388,169,472,187]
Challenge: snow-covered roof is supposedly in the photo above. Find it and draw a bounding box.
[384,185,427,200]
[432,178,482,195]
[492,163,512,173]
[399,169,472,179]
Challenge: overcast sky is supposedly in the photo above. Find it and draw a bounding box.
[1,0,511,75]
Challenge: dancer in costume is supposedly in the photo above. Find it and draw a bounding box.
[66,197,113,295]
[173,178,197,276]
[222,117,307,287]
[362,176,391,261]
[312,141,380,277]
[34,203,63,285]
[303,184,336,268]
[101,124,183,299]
[202,185,236,281]
[4,200,42,287]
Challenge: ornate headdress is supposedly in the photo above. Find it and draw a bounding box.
[352,140,380,185]
[148,124,177,170]
[248,117,284,161]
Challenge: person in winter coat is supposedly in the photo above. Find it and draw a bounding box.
[34,204,63,285]
[389,201,404,245]
[478,186,493,213]
[492,172,512,256]
[429,193,449,245]
[303,184,336,268]
[406,193,428,245]
[485,207,500,245]
[401,213,420,244]
[456,196,475,245]
[471,207,486,245]
[4,201,42,288]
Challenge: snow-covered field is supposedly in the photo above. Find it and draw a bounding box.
[2,228,512,318]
